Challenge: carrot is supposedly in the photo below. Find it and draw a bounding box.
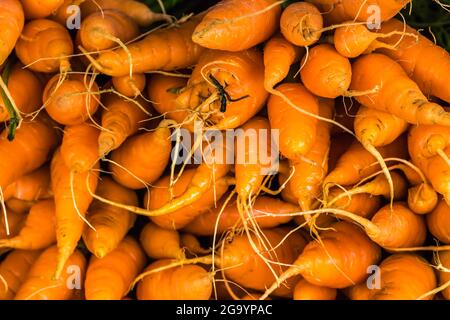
[268,83,319,161]
[51,148,99,279]
[43,74,100,126]
[80,0,171,27]
[260,221,381,299]
[2,165,52,202]
[85,237,145,300]
[50,0,85,25]
[140,222,185,260]
[437,252,450,300]
[84,14,204,77]
[0,210,25,239]
[350,53,450,126]
[347,254,436,300]
[408,183,438,215]
[15,19,73,73]
[98,95,150,157]
[300,44,353,99]
[112,73,146,98]
[180,233,210,256]
[61,122,100,173]
[0,64,43,121]
[263,33,304,91]
[109,121,172,189]
[14,245,86,300]
[143,168,230,230]
[20,0,63,19]
[421,150,450,205]
[146,74,188,125]
[5,199,34,215]
[0,249,41,300]
[137,260,212,300]
[78,9,139,52]
[0,199,56,250]
[293,279,337,300]
[280,2,323,47]
[377,18,450,104]
[192,0,281,52]
[0,116,59,191]
[326,188,382,219]
[323,134,408,190]
[0,0,24,65]
[427,198,450,244]
[184,196,296,236]
[83,177,137,258]
[176,49,268,130]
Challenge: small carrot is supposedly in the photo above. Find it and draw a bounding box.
[15,19,73,73]
[260,221,381,299]
[112,73,146,98]
[140,222,185,260]
[0,210,25,239]
[407,183,438,215]
[437,252,450,300]
[326,188,382,219]
[0,0,24,65]
[43,74,100,126]
[192,0,281,52]
[14,246,86,300]
[80,0,171,27]
[0,199,56,250]
[20,0,64,19]
[109,121,172,189]
[426,198,450,244]
[0,249,41,300]
[263,33,304,91]
[351,54,450,126]
[98,95,151,157]
[5,199,34,215]
[50,0,85,25]
[85,237,145,300]
[293,279,337,300]
[280,2,323,47]
[78,9,139,52]
[83,177,137,258]
[2,165,52,202]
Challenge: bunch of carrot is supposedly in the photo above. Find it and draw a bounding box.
[0,0,449,301]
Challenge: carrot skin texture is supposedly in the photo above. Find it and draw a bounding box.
[293,279,337,300]
[51,149,99,279]
[0,0,24,65]
[112,73,146,98]
[20,0,64,19]
[140,222,184,260]
[14,246,86,300]
[192,0,281,52]
[427,198,450,244]
[0,210,26,239]
[90,15,205,77]
[0,117,59,190]
[439,252,450,300]
[83,177,137,258]
[85,237,145,300]
[3,165,52,202]
[326,188,382,219]
[0,249,41,300]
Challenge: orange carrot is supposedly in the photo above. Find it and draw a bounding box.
[2,165,52,202]
[20,0,64,19]
[0,249,41,300]
[293,279,337,300]
[0,0,24,65]
[43,74,100,126]
[14,246,86,300]
[84,14,204,77]
[351,53,450,126]
[140,222,185,260]
[83,177,137,258]
[0,64,43,121]
[15,19,73,73]
[0,199,56,250]
[427,198,450,244]
[407,183,438,215]
[85,237,145,300]
[5,199,34,215]
[51,148,99,279]
[0,210,25,239]
[437,252,450,300]
[78,9,139,52]
[98,95,151,157]
[112,73,146,98]
[192,0,281,51]
[326,188,382,219]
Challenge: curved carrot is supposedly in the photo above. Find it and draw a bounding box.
[0,210,25,239]
[268,83,319,161]
[408,183,438,215]
[0,199,56,250]
[140,222,185,260]
[3,166,52,202]
[98,95,150,157]
[293,279,337,300]
[0,249,41,300]
[51,148,99,279]
[192,0,281,52]
[326,188,382,219]
[84,14,204,77]
[112,73,146,98]
[0,0,24,65]
[85,237,145,300]
[20,0,63,19]
[280,2,323,47]
[15,19,73,73]
[427,198,450,244]
[0,64,43,121]
[351,53,450,126]
[14,246,86,300]
[83,177,137,258]
[43,74,100,126]
[78,9,139,52]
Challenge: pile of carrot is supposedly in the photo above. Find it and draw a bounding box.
[0,0,449,301]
